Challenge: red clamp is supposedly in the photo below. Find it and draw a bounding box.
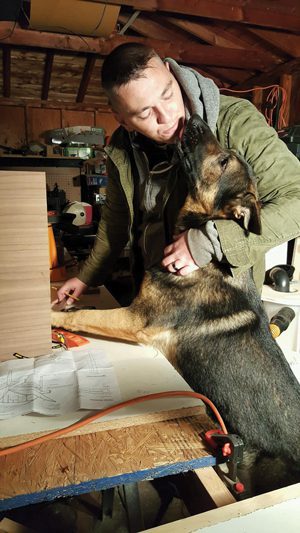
[203,429,245,497]
[204,429,232,457]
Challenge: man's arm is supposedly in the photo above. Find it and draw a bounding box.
[215,96,300,271]
[78,157,130,287]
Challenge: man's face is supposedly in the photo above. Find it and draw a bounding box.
[110,57,186,144]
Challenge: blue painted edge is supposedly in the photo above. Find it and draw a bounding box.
[0,455,217,511]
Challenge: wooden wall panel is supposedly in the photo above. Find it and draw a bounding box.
[61,110,95,128]
[26,107,61,143]
[0,105,120,148]
[95,112,119,138]
[0,106,26,148]
[0,171,52,360]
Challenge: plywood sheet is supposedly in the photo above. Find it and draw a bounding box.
[0,411,214,500]
[0,171,51,360]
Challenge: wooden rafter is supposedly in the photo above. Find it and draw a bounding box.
[248,28,300,58]
[169,18,289,62]
[232,57,300,89]
[76,55,96,103]
[88,0,300,32]
[2,45,11,98]
[0,22,278,71]
[118,14,257,86]
[41,51,54,101]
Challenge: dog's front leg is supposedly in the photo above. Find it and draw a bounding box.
[51,307,146,343]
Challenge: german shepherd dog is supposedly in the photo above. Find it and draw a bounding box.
[52,116,300,495]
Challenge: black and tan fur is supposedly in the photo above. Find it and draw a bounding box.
[52,116,300,495]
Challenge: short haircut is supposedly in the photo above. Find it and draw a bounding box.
[101,43,159,94]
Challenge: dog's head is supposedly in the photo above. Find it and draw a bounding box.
[176,115,261,235]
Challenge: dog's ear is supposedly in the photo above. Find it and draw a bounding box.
[232,192,261,235]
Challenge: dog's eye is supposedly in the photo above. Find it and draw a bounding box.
[220,156,229,170]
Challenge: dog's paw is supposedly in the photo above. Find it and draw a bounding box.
[51,310,66,328]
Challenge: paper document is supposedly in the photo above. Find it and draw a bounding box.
[0,349,121,419]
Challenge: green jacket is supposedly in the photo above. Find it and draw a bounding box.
[79,95,300,291]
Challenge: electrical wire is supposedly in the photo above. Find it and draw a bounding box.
[220,85,287,130]
[0,390,228,458]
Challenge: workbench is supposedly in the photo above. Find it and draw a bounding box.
[0,287,234,517]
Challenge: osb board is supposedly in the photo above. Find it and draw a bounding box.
[0,412,215,500]
[0,405,205,448]
[0,171,52,360]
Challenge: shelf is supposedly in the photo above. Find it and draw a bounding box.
[0,156,85,168]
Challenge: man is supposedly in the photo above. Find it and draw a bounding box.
[56,43,300,305]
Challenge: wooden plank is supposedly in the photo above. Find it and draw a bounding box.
[143,482,300,532]
[61,109,95,127]
[232,57,300,90]
[76,56,96,103]
[0,517,36,533]
[88,0,300,32]
[0,413,216,504]
[2,46,11,98]
[280,73,293,127]
[0,98,109,111]
[95,111,119,137]
[118,13,277,72]
[0,405,205,448]
[26,107,61,142]
[119,13,189,43]
[194,467,236,507]
[41,50,54,101]
[0,106,26,148]
[0,23,279,70]
[0,171,51,360]
[165,17,287,63]
[249,27,300,58]
[252,86,264,114]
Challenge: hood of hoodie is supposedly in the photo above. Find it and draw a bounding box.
[165,58,220,132]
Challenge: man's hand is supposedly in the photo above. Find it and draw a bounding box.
[162,231,199,276]
[52,277,88,307]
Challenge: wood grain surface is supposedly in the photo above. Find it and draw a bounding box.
[0,171,51,360]
[0,411,215,501]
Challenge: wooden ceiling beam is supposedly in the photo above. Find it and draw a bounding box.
[119,14,257,85]
[0,97,109,112]
[231,58,300,89]
[41,51,54,101]
[88,0,300,32]
[164,17,245,49]
[2,45,11,98]
[0,23,277,71]
[76,56,96,103]
[248,28,300,58]
[164,17,287,63]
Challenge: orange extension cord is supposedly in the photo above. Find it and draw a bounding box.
[220,84,287,130]
[0,391,228,458]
